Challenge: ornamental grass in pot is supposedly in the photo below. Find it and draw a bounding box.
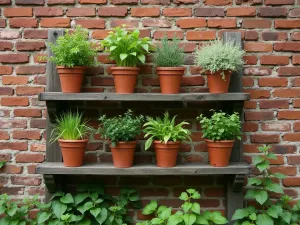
[197,111,241,167]
[51,111,92,167]
[48,26,99,93]
[101,26,152,93]
[153,36,185,94]
[97,110,144,168]
[195,40,245,93]
[143,112,191,168]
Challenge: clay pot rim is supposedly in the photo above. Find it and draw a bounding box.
[206,70,232,75]
[111,66,140,71]
[156,67,185,71]
[205,139,234,143]
[58,139,88,143]
[111,141,137,144]
[57,66,86,69]
[153,140,181,144]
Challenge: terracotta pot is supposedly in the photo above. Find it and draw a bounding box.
[156,67,185,94]
[153,140,180,168]
[57,66,85,93]
[111,67,140,94]
[58,139,88,167]
[205,139,235,167]
[110,141,136,168]
[206,70,232,93]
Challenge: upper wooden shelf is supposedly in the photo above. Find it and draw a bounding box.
[36,162,250,176]
[39,93,250,102]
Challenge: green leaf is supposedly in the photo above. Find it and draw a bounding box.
[167,215,183,225]
[179,192,189,201]
[257,214,273,225]
[0,162,5,168]
[143,200,158,215]
[142,44,149,52]
[267,205,282,219]
[60,193,74,204]
[78,201,93,214]
[90,192,98,201]
[158,207,172,220]
[90,208,101,218]
[272,173,286,179]
[182,202,192,213]
[257,162,269,172]
[191,192,200,199]
[77,219,92,225]
[266,183,284,194]
[130,52,137,56]
[267,152,277,160]
[232,208,250,220]
[151,218,164,224]
[191,203,200,214]
[281,212,292,224]
[120,53,128,61]
[247,178,262,186]
[241,222,253,225]
[195,215,209,225]
[110,46,117,51]
[95,208,107,225]
[74,193,89,205]
[245,190,256,199]
[211,212,228,224]
[37,212,51,224]
[49,219,60,225]
[138,54,146,63]
[253,156,264,165]
[183,214,196,225]
[52,200,67,219]
[129,192,139,201]
[7,204,18,216]
[255,191,268,205]
[249,213,257,221]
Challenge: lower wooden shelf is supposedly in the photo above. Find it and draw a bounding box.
[36,162,250,175]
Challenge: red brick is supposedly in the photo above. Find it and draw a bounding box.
[16,86,44,95]
[0,131,9,140]
[244,89,270,99]
[79,0,106,3]
[92,30,110,39]
[34,7,64,16]
[30,119,46,128]
[67,8,95,16]
[110,19,138,28]
[154,31,184,39]
[76,19,105,29]
[260,55,289,65]
[292,55,300,65]
[243,122,258,132]
[0,0,11,4]
[0,87,13,96]
[289,8,300,18]
[163,8,191,16]
[40,18,71,28]
[14,109,42,117]
[283,133,300,142]
[0,142,27,151]
[265,0,294,5]
[294,99,300,107]
[10,18,38,28]
[260,100,289,109]
[186,31,216,40]
[194,8,224,17]
[0,41,13,51]
[244,31,259,40]
[2,76,28,85]
[176,18,206,28]
[0,30,20,39]
[275,20,300,29]
[11,176,41,186]
[0,66,13,75]
[278,111,300,120]
[0,19,5,28]
[24,30,48,39]
[258,7,287,17]
[258,78,288,87]
[1,97,29,106]
[227,7,256,17]
[261,122,291,131]
[250,134,280,143]
[245,111,274,121]
[111,0,138,4]
[262,32,288,41]
[204,0,232,5]
[16,0,43,4]
[141,0,170,4]
[0,165,23,174]
[13,130,41,140]
[0,119,27,129]
[16,42,45,51]
[243,77,254,87]
[274,88,300,98]
[270,166,297,176]
[131,8,160,17]
[291,32,300,41]
[30,143,46,152]
[143,19,171,27]
[278,67,300,76]
[288,156,300,164]
[242,19,271,28]
[274,43,300,52]
[207,19,236,28]
[243,56,257,65]
[98,7,127,16]
[244,43,273,52]
[4,8,33,17]
[48,0,75,4]
[34,53,47,63]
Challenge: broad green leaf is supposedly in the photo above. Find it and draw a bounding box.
[255,191,268,205]
[60,193,74,204]
[281,212,292,224]
[245,190,256,199]
[90,192,98,201]
[267,152,277,160]
[257,162,269,172]
[142,200,158,215]
[232,209,250,220]
[182,202,192,213]
[195,215,209,225]
[158,207,172,220]
[265,183,284,194]
[151,218,164,225]
[253,156,264,166]
[129,192,139,201]
[95,208,107,225]
[138,54,146,63]
[272,173,286,179]
[187,189,195,194]
[74,193,89,205]
[0,162,5,168]
[248,178,262,186]
[120,53,128,61]
[179,192,189,201]
[249,213,257,221]
[7,204,18,216]
[77,219,91,225]
[90,208,101,218]
[183,214,196,225]
[142,44,149,52]
[191,203,200,214]
[37,212,51,224]
[167,215,183,225]
[78,201,93,214]
[49,219,60,225]
[241,222,253,225]
[212,212,228,224]
[52,201,67,219]
[110,46,117,51]
[191,192,200,199]
[130,52,137,56]
[257,214,273,225]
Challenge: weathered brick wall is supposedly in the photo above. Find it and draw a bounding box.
[0,0,299,213]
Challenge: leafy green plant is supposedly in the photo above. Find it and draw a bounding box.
[197,111,241,141]
[232,145,299,225]
[137,189,227,225]
[48,25,99,67]
[0,194,39,225]
[51,111,93,143]
[36,187,140,225]
[100,26,153,67]
[194,40,245,79]
[143,112,191,150]
[0,161,5,168]
[97,110,144,147]
[152,35,185,67]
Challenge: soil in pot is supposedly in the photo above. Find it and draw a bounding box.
[156,67,185,94]
[111,67,140,94]
[206,70,232,94]
[57,66,85,93]
[205,139,234,167]
[58,139,88,167]
[110,141,136,168]
[153,140,181,167]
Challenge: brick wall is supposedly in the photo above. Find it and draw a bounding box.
[0,0,299,213]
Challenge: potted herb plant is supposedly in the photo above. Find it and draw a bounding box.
[97,110,144,168]
[153,36,185,94]
[100,26,152,93]
[194,40,245,93]
[51,111,92,167]
[197,111,241,167]
[143,112,191,168]
[48,25,99,93]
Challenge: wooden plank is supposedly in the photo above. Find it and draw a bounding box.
[36,162,250,175]
[39,93,250,102]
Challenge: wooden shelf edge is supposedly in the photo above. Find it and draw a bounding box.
[39,93,250,102]
[36,162,251,175]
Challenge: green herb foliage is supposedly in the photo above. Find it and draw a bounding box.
[194,40,245,79]
[100,26,153,67]
[143,112,191,150]
[0,161,5,168]
[137,189,227,225]
[197,111,241,141]
[152,35,185,67]
[51,111,92,142]
[49,25,99,67]
[232,145,300,225]
[0,194,39,225]
[97,110,144,147]
[36,187,140,225]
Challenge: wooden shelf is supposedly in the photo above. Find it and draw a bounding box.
[39,92,250,102]
[36,162,250,175]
